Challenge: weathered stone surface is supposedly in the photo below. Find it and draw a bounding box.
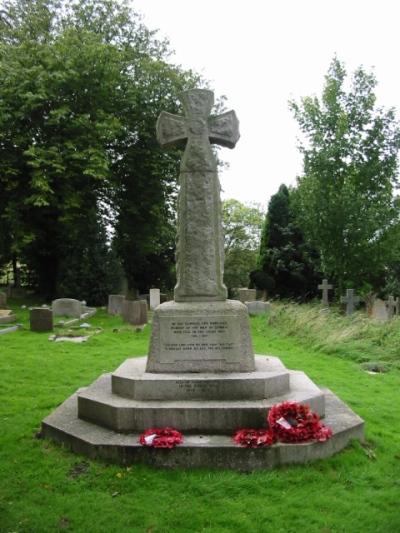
[122,300,146,325]
[30,307,53,332]
[108,295,125,316]
[246,301,270,316]
[340,289,360,316]
[0,291,6,308]
[149,288,160,310]
[146,300,255,373]
[41,387,364,471]
[157,89,239,302]
[112,355,289,401]
[52,298,82,318]
[238,289,256,303]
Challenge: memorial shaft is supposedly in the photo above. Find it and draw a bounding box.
[156,89,240,302]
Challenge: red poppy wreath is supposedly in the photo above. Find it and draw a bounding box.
[139,427,184,448]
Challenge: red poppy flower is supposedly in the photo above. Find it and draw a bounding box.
[139,427,183,448]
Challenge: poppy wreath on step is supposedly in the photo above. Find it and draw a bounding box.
[233,428,276,448]
[139,427,184,448]
[267,401,332,443]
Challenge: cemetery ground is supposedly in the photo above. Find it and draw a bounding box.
[1,300,399,532]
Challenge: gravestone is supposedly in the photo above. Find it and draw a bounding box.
[139,300,148,324]
[52,298,82,318]
[30,308,53,332]
[0,291,7,308]
[371,298,389,321]
[0,309,16,324]
[149,288,160,310]
[340,289,360,316]
[108,295,125,316]
[122,300,145,325]
[385,295,397,319]
[246,300,270,316]
[238,288,257,303]
[318,279,333,306]
[42,88,364,470]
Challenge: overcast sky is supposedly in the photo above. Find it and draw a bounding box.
[132,0,400,208]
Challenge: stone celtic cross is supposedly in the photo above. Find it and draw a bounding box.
[318,279,333,306]
[157,89,240,302]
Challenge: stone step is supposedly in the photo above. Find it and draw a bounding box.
[111,355,290,401]
[77,370,325,433]
[41,388,364,472]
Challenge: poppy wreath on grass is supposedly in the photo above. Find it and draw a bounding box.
[233,401,332,447]
[139,427,184,448]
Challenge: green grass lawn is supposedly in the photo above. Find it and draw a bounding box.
[1,300,399,532]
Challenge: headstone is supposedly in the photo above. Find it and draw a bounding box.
[318,279,333,306]
[340,289,360,316]
[122,300,144,325]
[30,308,53,332]
[52,298,82,318]
[149,288,161,310]
[147,88,254,373]
[385,295,397,319]
[246,300,270,316]
[0,291,7,308]
[238,288,257,303]
[139,300,148,324]
[371,298,389,321]
[108,295,125,316]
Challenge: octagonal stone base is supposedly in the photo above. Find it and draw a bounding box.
[41,355,364,470]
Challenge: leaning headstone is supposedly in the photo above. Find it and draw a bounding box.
[0,291,7,308]
[371,298,389,321]
[246,301,270,316]
[318,279,333,306]
[149,288,160,310]
[340,289,360,316]
[238,289,256,303]
[52,298,82,318]
[30,308,53,332]
[122,300,143,325]
[108,295,125,315]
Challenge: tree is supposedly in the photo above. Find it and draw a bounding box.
[222,199,264,292]
[290,57,400,294]
[0,0,200,299]
[253,184,320,300]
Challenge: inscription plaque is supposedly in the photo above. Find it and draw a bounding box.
[159,315,241,362]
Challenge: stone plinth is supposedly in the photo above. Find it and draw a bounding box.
[112,356,290,401]
[146,300,254,373]
[30,308,53,332]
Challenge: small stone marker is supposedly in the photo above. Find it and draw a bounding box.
[340,289,360,316]
[108,295,125,316]
[30,308,53,332]
[246,301,270,316]
[318,279,333,306]
[385,295,397,319]
[52,298,82,318]
[149,288,160,310]
[122,300,145,325]
[238,289,256,303]
[371,298,389,321]
[0,291,7,308]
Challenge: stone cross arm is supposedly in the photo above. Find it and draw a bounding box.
[156,89,240,149]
